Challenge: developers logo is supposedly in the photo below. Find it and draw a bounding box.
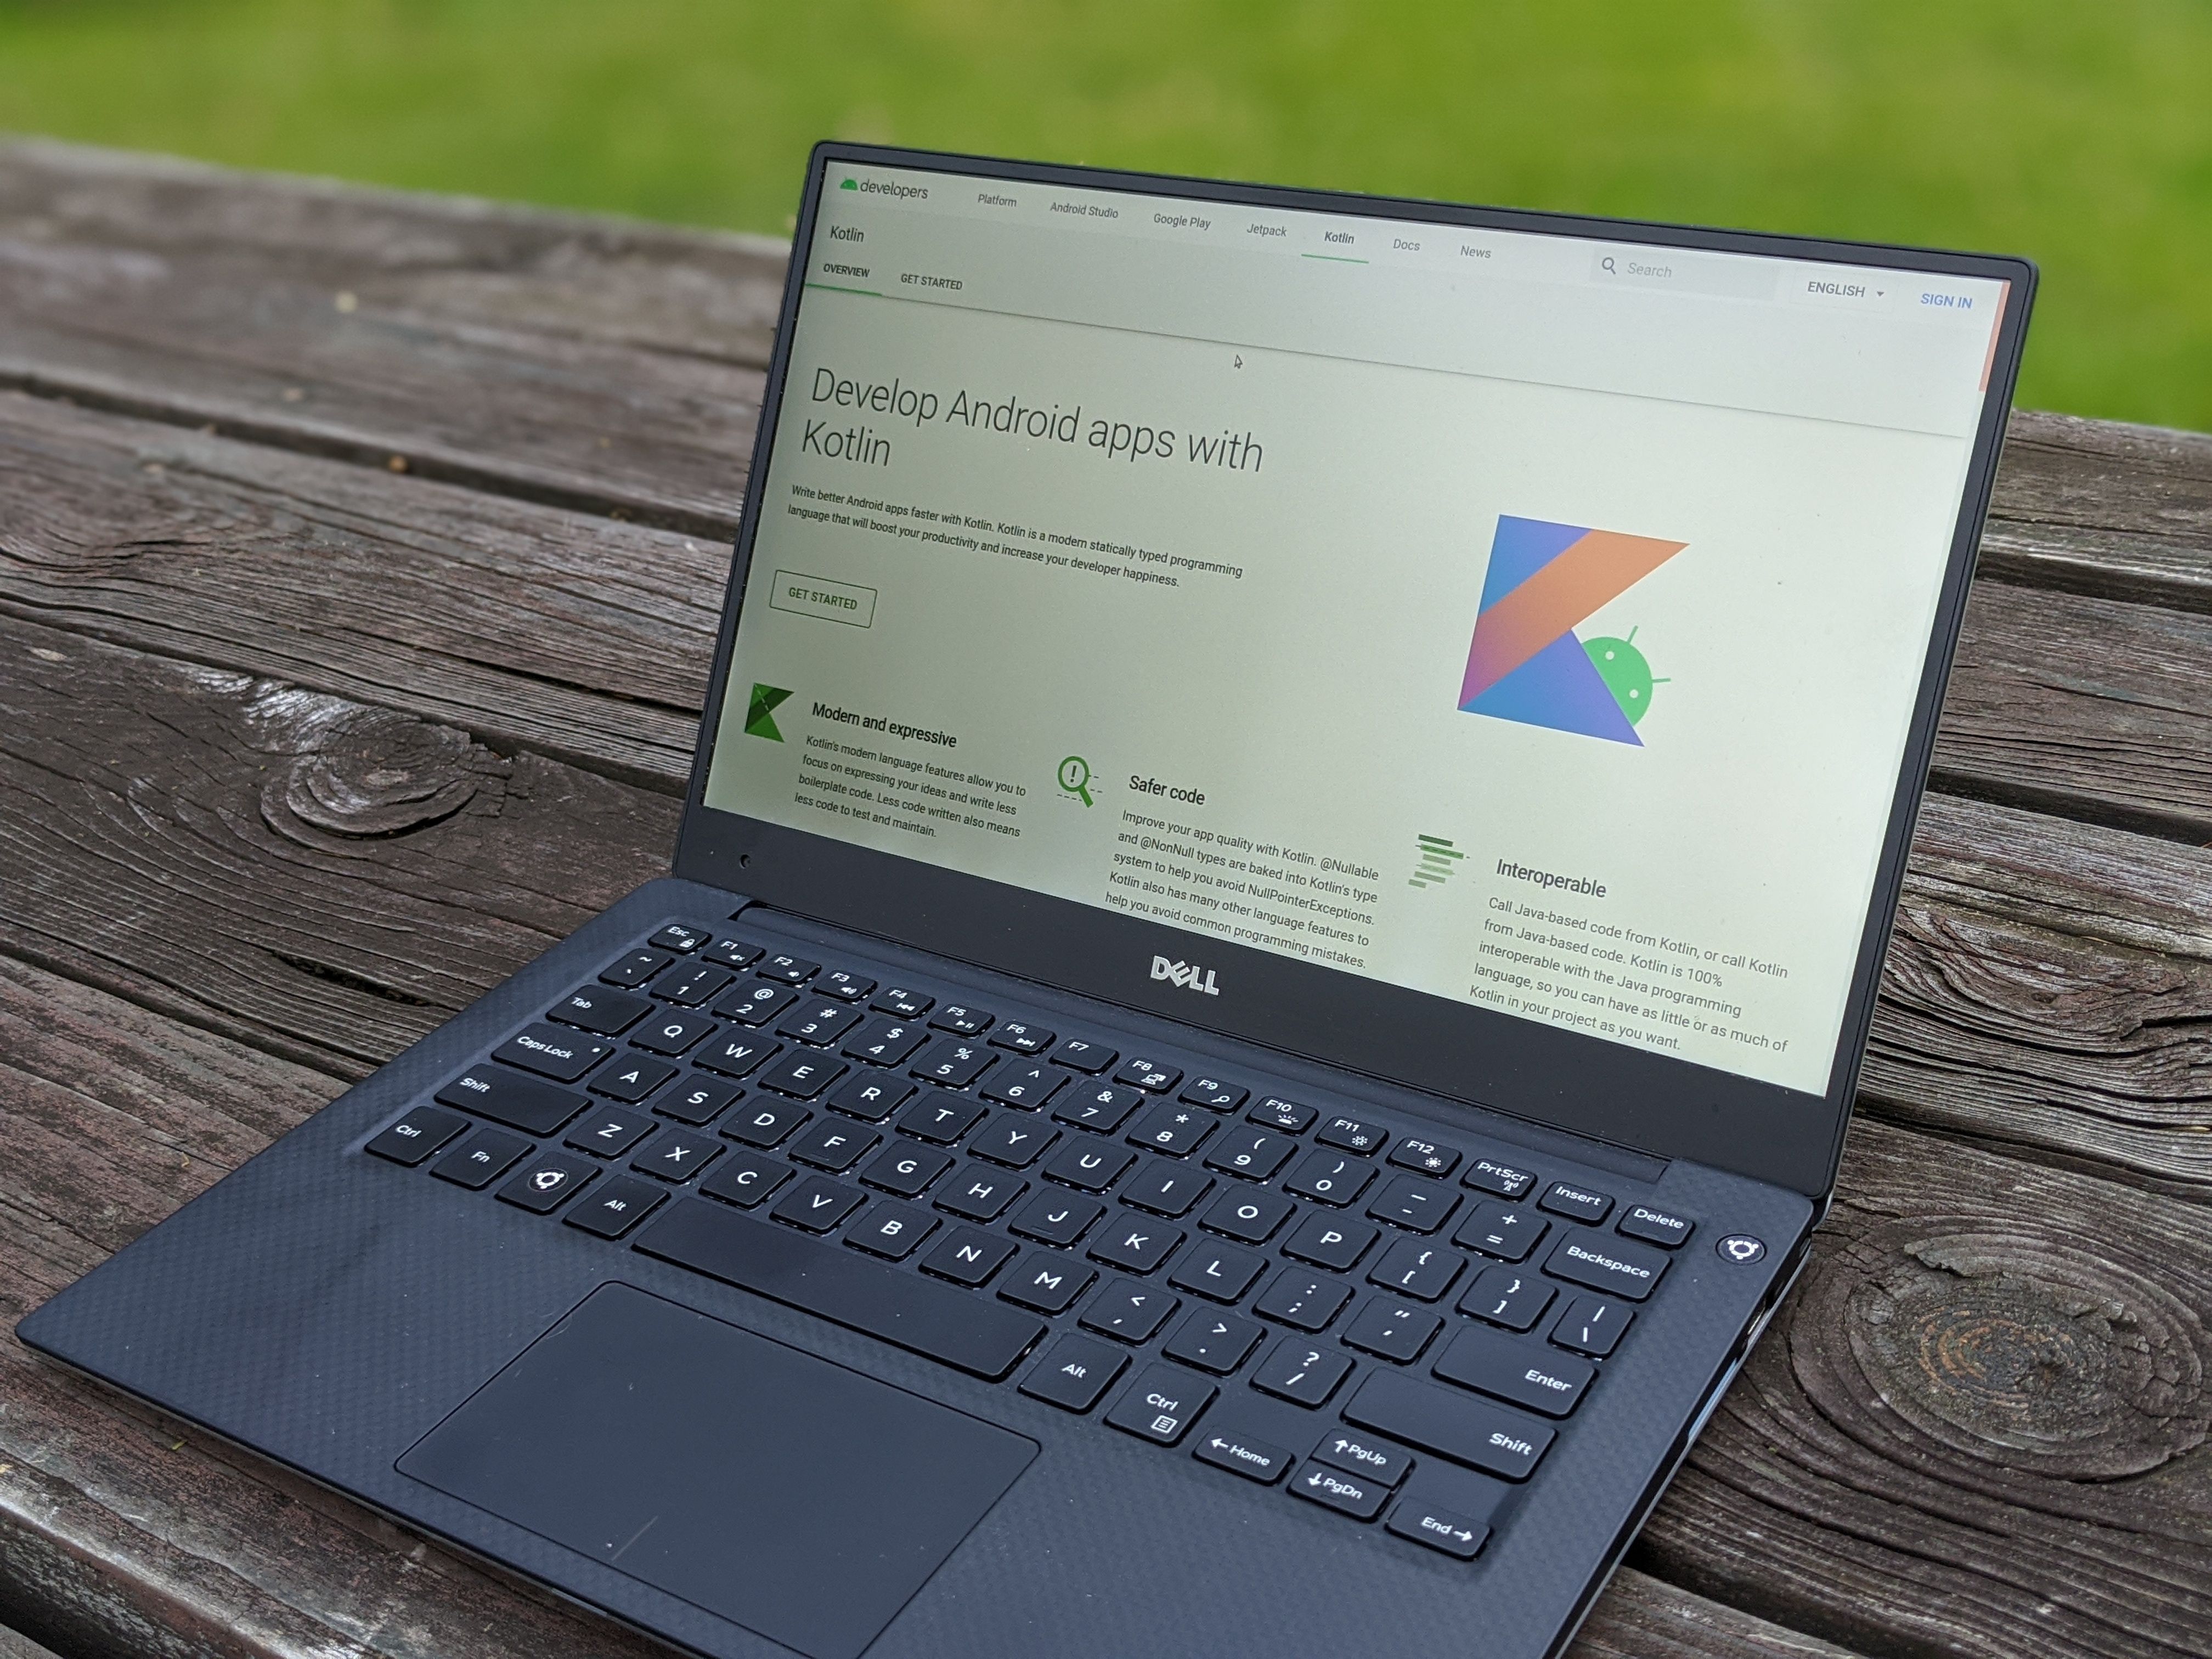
[745,684,792,741]
[1457,516,1685,746]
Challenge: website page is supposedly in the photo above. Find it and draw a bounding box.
[703,163,2010,1094]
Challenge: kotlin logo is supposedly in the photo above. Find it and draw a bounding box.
[1458,516,1686,745]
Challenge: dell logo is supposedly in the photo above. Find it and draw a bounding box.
[1151,956,1220,996]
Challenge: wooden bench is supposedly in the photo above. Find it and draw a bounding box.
[2,138,2208,1659]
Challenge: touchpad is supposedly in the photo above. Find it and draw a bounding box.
[398,1282,1037,1659]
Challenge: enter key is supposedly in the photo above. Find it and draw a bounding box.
[1434,1325,1594,1418]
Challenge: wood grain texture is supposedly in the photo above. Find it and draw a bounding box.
[0,139,778,536]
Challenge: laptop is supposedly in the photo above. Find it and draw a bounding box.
[19,143,2033,1659]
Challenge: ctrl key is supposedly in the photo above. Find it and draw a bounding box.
[1105,1364,1216,1447]
[1387,1500,1489,1559]
[366,1105,467,1166]
[1019,1333,1128,1414]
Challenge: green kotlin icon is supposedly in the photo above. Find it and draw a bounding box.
[1581,627,1670,727]
[745,684,792,741]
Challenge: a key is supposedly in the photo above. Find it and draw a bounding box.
[693,1033,779,1079]
[548,985,650,1036]
[1048,1037,1116,1074]
[1315,1114,1389,1155]
[1452,1201,1549,1263]
[1280,1211,1377,1271]
[1249,1096,1317,1133]
[967,1115,1058,1168]
[1043,1138,1135,1192]
[1128,1103,1215,1156]
[1254,1268,1352,1333]
[929,1003,993,1036]
[990,1019,1055,1054]
[1341,1297,1443,1363]
[698,1151,792,1210]
[1389,1136,1462,1178]
[981,1062,1070,1110]
[1252,1339,1353,1408]
[720,1097,810,1149]
[935,1164,1026,1222]
[494,1152,596,1212]
[1052,1081,1144,1133]
[896,1091,986,1146]
[1203,1127,1295,1182]
[1459,1265,1555,1331]
[1550,1295,1634,1357]
[785,1119,879,1173]
[998,1255,1096,1314]
[1198,1187,1296,1244]
[859,1143,953,1197]
[1112,1056,1182,1093]
[493,1024,612,1083]
[826,1072,915,1122]
[436,1068,582,1135]
[428,1127,530,1189]
[365,1105,467,1165]
[657,1074,743,1125]
[1368,1239,1465,1302]
[1105,1364,1214,1446]
[600,948,670,988]
[844,1203,936,1260]
[1434,1325,1595,1418]
[1167,1241,1267,1304]
[630,1127,721,1182]
[842,1018,927,1068]
[1366,1175,1460,1235]
[1088,1218,1183,1274]
[1118,1159,1212,1217]
[1163,1308,1264,1375]
[562,1173,667,1238]
[1020,1334,1126,1413]
[588,1055,676,1104]
[1008,1191,1104,1246]
[647,923,708,953]
[769,1175,865,1233]
[1178,1075,1249,1113]
[629,1009,718,1056]
[754,1051,847,1101]
[911,1037,994,1087]
[563,1105,655,1158]
[1079,1279,1178,1344]
[1284,1148,1374,1206]
[918,1226,1017,1286]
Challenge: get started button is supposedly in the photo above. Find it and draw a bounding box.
[770,569,877,628]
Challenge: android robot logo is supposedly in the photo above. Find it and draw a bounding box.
[1581,627,1671,728]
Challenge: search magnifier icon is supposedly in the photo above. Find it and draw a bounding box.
[1601,256,1617,274]
[1058,755,1094,807]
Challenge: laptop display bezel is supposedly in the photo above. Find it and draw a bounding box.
[673,140,2035,1199]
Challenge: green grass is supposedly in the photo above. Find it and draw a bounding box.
[3,0,2209,430]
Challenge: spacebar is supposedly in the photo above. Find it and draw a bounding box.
[631,1199,1046,1381]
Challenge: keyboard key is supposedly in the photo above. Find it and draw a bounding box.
[630,1009,718,1056]
[1113,1056,1181,1093]
[870,985,932,1018]
[1203,1127,1295,1182]
[1368,1239,1466,1302]
[699,937,764,969]
[1366,1175,1460,1235]
[1106,1365,1215,1446]
[1619,1203,1695,1249]
[785,1119,879,1173]
[721,1097,810,1149]
[658,1074,743,1125]
[1119,1159,1212,1217]
[1044,1037,1113,1075]
[366,1105,469,1165]
[1388,1136,1462,1178]
[600,948,670,988]
[436,1067,582,1135]
[911,1037,994,1087]
[1310,1432,1412,1487]
[998,1254,1095,1314]
[1255,1269,1352,1333]
[1459,1265,1555,1331]
[1167,1241,1267,1304]
[713,981,797,1026]
[653,963,733,1008]
[1341,1299,1442,1364]
[1020,1334,1126,1412]
[1249,1096,1317,1134]
[428,1127,530,1188]
[1316,1115,1389,1155]
[633,1200,1043,1379]
[1551,1295,1634,1357]
[980,1062,1070,1110]
[1434,1325,1594,1418]
[562,1173,667,1238]
[1284,1149,1374,1206]
[1008,1191,1103,1246]
[1290,1462,1388,1519]
[1463,1157,1537,1200]
[493,1023,613,1082]
[929,1003,992,1036]
[1387,1500,1489,1559]
[648,923,708,953]
[754,1051,847,1101]
[967,1115,1057,1169]
[776,1000,862,1046]
[1043,1138,1135,1192]
[919,1226,1016,1286]
[1128,1103,1215,1157]
[859,1143,952,1197]
[756,953,819,985]
[1341,1370,1555,1481]
[494,1151,596,1212]
[827,1072,914,1121]
[845,1203,936,1260]
[1252,1339,1353,1407]
[1053,1081,1144,1133]
[589,1055,676,1104]
[1164,1309,1265,1375]
[699,1151,792,1210]
[770,1175,866,1233]
[564,1105,656,1158]
[1090,1218,1183,1274]
[1193,1427,1293,1483]
[843,1018,928,1068]
[1080,1279,1178,1344]
[1197,1187,1296,1244]
[693,1033,779,1079]
[549,985,650,1036]
[630,1127,720,1182]
[1178,1075,1249,1113]
[1539,1181,1614,1225]
[897,1091,986,1145]
[816,968,874,1001]
[1544,1232,1669,1301]
[1452,1201,1549,1263]
[990,1019,1055,1054]
[935,1165,1026,1222]
[1281,1211,1376,1271]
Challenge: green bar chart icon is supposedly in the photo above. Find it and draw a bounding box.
[1409,834,1466,889]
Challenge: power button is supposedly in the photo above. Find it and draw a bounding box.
[1716,1234,1767,1265]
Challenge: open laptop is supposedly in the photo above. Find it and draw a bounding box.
[19,143,2033,1659]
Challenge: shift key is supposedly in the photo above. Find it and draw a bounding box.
[438,1065,586,1135]
[1341,1369,1555,1481]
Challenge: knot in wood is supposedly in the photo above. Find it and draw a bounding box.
[255,696,503,843]
[1825,1221,2209,1479]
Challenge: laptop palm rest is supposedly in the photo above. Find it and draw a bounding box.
[398,1282,1038,1659]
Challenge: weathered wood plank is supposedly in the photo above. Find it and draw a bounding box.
[0,1626,62,1659]
[0,952,1853,1659]
[1640,1114,2212,1659]
[0,139,780,536]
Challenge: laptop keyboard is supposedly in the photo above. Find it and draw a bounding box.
[366,916,1705,1562]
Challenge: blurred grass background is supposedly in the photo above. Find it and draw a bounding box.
[2,0,2207,430]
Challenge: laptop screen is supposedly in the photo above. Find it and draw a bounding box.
[702,160,2010,1097]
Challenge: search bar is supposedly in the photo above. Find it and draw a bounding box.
[1587,246,1777,301]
